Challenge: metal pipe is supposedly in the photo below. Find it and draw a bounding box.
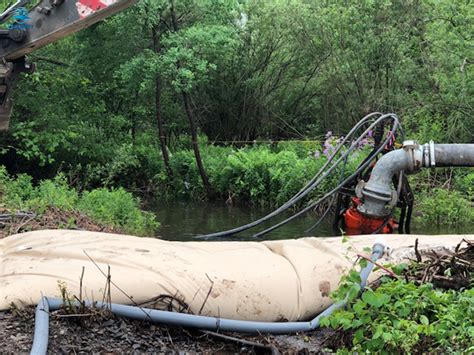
[358,142,474,217]
[433,144,474,167]
[30,243,385,354]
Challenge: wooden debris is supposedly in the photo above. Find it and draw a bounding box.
[403,239,473,290]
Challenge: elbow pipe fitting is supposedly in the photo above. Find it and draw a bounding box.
[357,141,474,217]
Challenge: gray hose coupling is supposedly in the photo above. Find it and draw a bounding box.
[357,141,474,218]
[356,140,429,217]
[401,140,423,172]
[397,140,435,171]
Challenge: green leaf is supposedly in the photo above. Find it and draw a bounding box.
[382,332,393,342]
[420,315,429,325]
[353,300,366,314]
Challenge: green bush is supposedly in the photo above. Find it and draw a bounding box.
[0,167,35,210]
[161,144,366,207]
[78,188,159,235]
[0,167,159,236]
[322,280,474,353]
[455,170,474,200]
[415,188,474,226]
[275,140,320,159]
[28,175,79,213]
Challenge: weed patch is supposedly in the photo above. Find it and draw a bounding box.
[321,240,474,353]
[0,167,159,236]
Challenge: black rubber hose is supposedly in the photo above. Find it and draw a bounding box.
[305,195,336,233]
[249,117,401,238]
[398,206,406,234]
[200,113,400,239]
[248,120,398,238]
[196,112,385,239]
[306,148,351,234]
[405,203,413,234]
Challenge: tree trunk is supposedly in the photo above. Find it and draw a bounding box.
[169,0,214,198]
[152,26,173,178]
[182,91,213,197]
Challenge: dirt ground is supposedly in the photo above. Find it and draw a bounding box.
[0,207,119,239]
[0,306,335,353]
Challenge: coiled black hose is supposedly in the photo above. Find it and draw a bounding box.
[250,117,400,239]
[198,113,402,239]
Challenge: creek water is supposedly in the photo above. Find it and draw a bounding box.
[154,202,471,241]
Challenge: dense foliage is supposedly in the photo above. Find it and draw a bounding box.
[0,167,158,235]
[323,280,474,353]
[0,0,470,195]
[0,0,470,228]
[0,2,470,351]
[321,245,474,353]
[161,142,368,205]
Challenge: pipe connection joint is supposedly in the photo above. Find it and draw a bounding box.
[356,140,435,217]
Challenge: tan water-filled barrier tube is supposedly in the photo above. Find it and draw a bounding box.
[0,230,469,321]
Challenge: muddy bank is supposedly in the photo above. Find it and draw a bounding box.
[0,207,118,239]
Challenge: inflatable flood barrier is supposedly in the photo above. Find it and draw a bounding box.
[0,230,469,321]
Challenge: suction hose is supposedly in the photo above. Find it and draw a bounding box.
[30,242,386,354]
[198,112,401,239]
[358,141,474,217]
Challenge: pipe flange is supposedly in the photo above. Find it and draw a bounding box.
[422,140,436,167]
[429,140,436,167]
[423,143,430,168]
[403,140,422,172]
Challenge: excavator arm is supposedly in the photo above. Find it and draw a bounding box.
[0,0,136,130]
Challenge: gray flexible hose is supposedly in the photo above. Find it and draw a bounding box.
[30,242,385,354]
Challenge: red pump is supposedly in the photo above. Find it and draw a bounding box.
[343,197,398,235]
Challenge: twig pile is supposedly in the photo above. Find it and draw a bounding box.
[0,206,118,238]
[404,239,473,290]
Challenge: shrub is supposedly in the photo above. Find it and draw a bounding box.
[28,175,79,213]
[322,280,474,353]
[78,188,159,236]
[153,140,375,208]
[0,167,159,236]
[455,170,474,200]
[0,167,35,210]
[415,188,474,226]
